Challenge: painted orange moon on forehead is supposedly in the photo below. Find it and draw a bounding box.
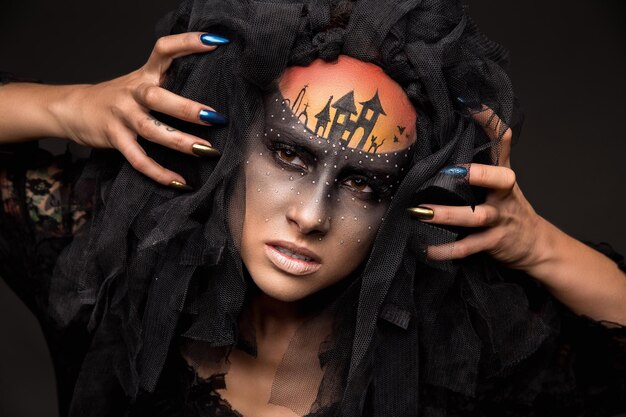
[278,55,417,154]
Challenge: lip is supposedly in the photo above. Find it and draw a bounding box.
[264,241,322,276]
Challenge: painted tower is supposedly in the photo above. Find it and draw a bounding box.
[327,90,358,142]
[314,96,333,137]
[352,90,387,149]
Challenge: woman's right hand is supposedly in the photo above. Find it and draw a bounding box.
[52,32,229,188]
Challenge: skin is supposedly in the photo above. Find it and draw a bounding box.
[0,32,223,187]
[240,55,417,302]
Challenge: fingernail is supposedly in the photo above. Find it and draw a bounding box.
[192,143,221,157]
[455,96,482,111]
[199,109,228,125]
[169,180,193,191]
[440,166,468,176]
[407,206,434,220]
[200,33,230,46]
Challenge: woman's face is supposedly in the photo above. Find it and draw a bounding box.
[240,56,417,302]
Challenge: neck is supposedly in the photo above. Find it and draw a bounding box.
[248,292,310,341]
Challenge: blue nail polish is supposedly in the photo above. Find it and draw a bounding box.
[440,166,468,176]
[455,96,482,111]
[200,33,230,46]
[199,109,228,125]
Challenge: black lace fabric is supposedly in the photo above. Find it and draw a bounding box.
[1,0,626,416]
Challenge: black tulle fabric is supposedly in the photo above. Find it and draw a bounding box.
[1,0,626,416]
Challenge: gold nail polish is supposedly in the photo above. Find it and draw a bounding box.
[192,143,221,157]
[407,206,434,220]
[169,180,193,191]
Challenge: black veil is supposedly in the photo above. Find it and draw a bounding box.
[48,0,562,415]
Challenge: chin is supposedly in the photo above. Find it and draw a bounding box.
[249,268,322,303]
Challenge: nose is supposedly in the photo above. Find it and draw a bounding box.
[286,183,332,236]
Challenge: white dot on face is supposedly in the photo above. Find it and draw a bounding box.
[318,218,322,223]
[357,239,361,243]
[257,188,261,192]
[344,156,348,160]
[259,152,263,156]
[354,217,358,221]
[340,240,344,245]
[327,194,331,198]
[377,155,381,158]
[246,160,249,164]
[368,226,372,230]
[341,216,345,220]
[312,180,316,184]
[351,197,355,201]
[297,191,301,195]
[265,218,269,222]
[289,176,294,181]
[358,161,362,164]
[363,205,367,209]
[319,237,323,241]
[315,199,319,203]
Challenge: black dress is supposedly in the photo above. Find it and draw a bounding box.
[1,144,626,417]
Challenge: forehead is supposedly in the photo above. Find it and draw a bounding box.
[277,55,417,154]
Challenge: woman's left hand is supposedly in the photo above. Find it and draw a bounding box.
[409,109,546,271]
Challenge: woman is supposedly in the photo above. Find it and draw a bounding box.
[1,0,625,415]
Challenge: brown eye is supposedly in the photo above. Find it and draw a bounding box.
[345,178,373,193]
[275,148,306,169]
[278,149,296,162]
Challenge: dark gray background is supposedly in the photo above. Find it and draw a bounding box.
[0,0,624,415]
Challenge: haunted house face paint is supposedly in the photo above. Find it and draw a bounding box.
[240,56,418,302]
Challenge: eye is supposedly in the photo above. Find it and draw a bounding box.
[275,148,307,169]
[343,177,374,194]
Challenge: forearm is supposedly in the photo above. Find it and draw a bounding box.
[527,217,626,325]
[0,82,84,143]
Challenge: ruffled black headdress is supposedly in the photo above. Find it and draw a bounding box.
[50,0,559,415]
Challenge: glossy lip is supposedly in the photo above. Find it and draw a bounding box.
[264,241,322,276]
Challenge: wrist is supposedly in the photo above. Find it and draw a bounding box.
[46,84,92,141]
[518,216,571,287]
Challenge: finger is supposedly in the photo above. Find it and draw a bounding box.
[470,106,512,167]
[134,84,228,127]
[144,32,229,76]
[111,126,190,188]
[425,230,494,261]
[131,113,221,157]
[408,204,499,227]
[468,163,516,192]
